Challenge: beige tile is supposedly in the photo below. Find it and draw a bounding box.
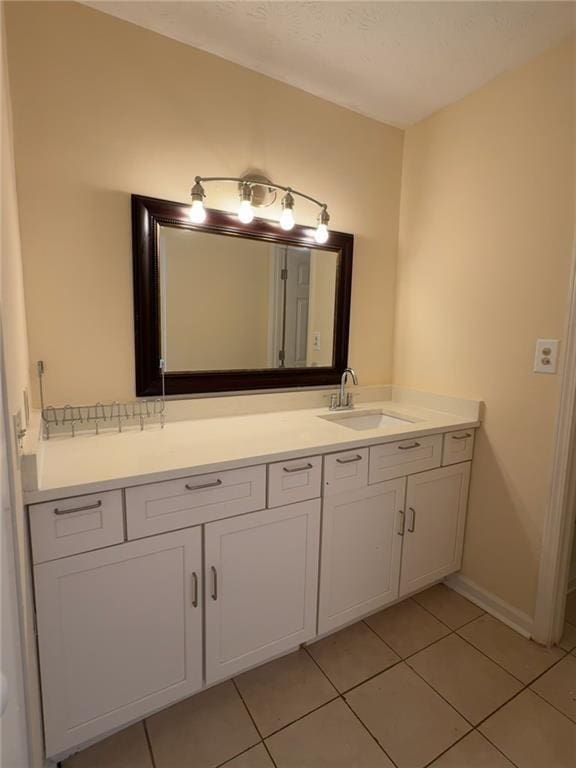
[221,744,274,768]
[63,723,152,768]
[407,634,522,724]
[307,621,399,692]
[531,654,576,722]
[234,649,337,737]
[266,698,394,768]
[429,731,514,767]
[458,614,565,683]
[365,599,450,658]
[566,591,576,625]
[345,663,470,768]
[480,690,576,768]
[146,680,259,768]
[412,584,484,629]
[559,622,576,652]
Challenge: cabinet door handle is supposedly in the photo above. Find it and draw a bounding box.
[185,478,222,491]
[397,442,421,451]
[54,500,102,515]
[191,572,199,608]
[283,463,313,473]
[397,510,405,536]
[408,507,416,533]
[451,433,472,440]
[210,566,218,600]
[336,454,363,464]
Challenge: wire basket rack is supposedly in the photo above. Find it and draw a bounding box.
[37,361,166,439]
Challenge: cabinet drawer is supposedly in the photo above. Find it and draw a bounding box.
[125,465,266,539]
[324,449,369,495]
[442,429,475,466]
[29,491,124,564]
[268,456,321,508]
[369,435,442,484]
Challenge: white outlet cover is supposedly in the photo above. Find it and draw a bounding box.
[533,338,559,374]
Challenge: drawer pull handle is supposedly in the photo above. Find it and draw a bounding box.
[191,572,199,608]
[397,509,405,536]
[53,500,102,516]
[283,463,313,473]
[336,454,363,464]
[397,442,421,451]
[210,566,218,601]
[408,507,416,533]
[452,433,472,440]
[185,478,222,491]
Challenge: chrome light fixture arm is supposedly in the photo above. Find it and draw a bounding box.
[193,176,328,210]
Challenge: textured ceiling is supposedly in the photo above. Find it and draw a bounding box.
[83,1,575,125]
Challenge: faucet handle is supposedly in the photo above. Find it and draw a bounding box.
[329,393,339,410]
[345,392,354,408]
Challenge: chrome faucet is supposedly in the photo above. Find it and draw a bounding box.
[330,368,358,410]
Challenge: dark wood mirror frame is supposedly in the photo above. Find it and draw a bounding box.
[132,194,354,397]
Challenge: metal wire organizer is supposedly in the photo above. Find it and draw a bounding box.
[37,361,166,439]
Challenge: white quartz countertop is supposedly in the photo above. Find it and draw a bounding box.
[23,393,481,504]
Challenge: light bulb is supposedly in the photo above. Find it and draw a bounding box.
[238,199,254,224]
[314,223,329,244]
[189,199,206,224]
[280,207,295,231]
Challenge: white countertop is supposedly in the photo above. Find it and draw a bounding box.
[23,391,481,504]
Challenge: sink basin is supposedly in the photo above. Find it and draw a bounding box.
[319,409,416,431]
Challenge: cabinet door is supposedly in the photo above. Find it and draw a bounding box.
[318,479,405,635]
[399,463,471,598]
[205,499,320,684]
[35,529,203,757]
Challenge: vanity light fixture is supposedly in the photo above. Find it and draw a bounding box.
[189,175,331,243]
[315,206,330,244]
[279,191,295,231]
[189,179,207,224]
[237,182,255,224]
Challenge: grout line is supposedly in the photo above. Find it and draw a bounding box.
[456,627,567,685]
[230,679,279,767]
[214,741,267,768]
[361,615,452,663]
[231,678,265,740]
[409,595,465,632]
[420,729,473,768]
[260,693,341,739]
[143,719,157,768]
[340,693,401,768]
[261,740,278,768]
[303,646,401,768]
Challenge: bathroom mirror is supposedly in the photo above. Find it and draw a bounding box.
[132,195,353,396]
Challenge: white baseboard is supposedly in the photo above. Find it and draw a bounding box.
[445,574,534,639]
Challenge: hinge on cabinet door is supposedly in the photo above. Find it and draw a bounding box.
[280,268,288,281]
[278,349,285,364]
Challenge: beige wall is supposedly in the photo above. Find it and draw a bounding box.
[394,38,575,617]
[5,0,403,406]
[1,7,43,764]
[162,228,270,371]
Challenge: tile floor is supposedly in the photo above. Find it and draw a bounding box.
[63,585,576,768]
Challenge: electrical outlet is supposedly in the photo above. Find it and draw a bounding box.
[533,339,559,374]
[312,331,321,351]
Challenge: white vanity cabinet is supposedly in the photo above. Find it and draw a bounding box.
[34,528,203,756]
[318,478,405,634]
[29,425,476,759]
[205,499,321,683]
[399,463,471,597]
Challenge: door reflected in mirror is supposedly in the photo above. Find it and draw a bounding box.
[159,226,338,373]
